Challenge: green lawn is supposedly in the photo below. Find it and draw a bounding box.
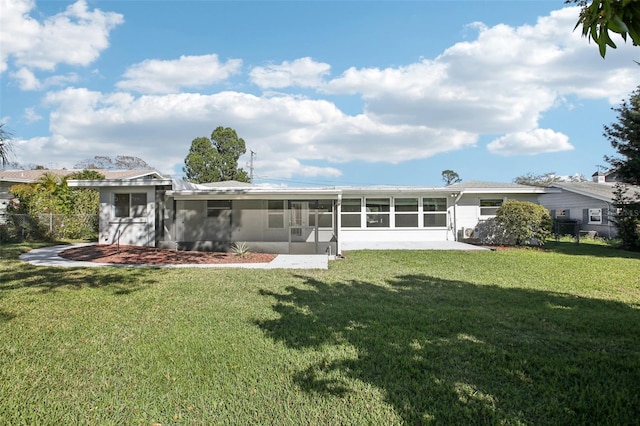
[1,242,639,425]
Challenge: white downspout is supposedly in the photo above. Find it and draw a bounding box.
[451,192,463,241]
[336,193,342,255]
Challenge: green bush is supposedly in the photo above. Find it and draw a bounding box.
[495,200,553,246]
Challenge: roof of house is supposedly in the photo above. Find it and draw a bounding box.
[0,169,165,184]
[447,180,552,194]
[549,181,640,202]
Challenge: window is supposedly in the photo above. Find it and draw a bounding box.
[480,199,502,216]
[588,208,602,224]
[366,198,390,228]
[114,193,147,218]
[423,197,447,227]
[556,209,568,218]
[308,200,334,228]
[267,200,284,228]
[207,200,231,218]
[341,198,361,228]
[395,198,418,227]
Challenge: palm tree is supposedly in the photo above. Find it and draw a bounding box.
[0,123,14,168]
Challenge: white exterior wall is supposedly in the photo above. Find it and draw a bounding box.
[454,193,540,238]
[99,186,157,246]
[539,191,615,237]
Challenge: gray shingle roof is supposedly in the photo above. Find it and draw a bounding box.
[0,169,164,183]
[550,182,640,202]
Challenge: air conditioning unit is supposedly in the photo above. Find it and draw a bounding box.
[463,227,474,239]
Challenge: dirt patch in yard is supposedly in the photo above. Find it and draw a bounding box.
[60,244,277,265]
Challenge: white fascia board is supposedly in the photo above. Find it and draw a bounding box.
[168,188,341,200]
[340,187,447,196]
[67,179,173,188]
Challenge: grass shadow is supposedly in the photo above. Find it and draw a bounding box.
[257,274,640,424]
[543,240,640,259]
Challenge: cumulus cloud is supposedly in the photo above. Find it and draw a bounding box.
[116,54,243,94]
[324,6,636,135]
[250,57,331,89]
[11,6,639,180]
[487,129,574,156]
[0,0,123,73]
[10,67,41,90]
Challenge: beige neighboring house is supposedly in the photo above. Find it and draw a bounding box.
[0,169,167,223]
[69,174,555,254]
[540,171,640,238]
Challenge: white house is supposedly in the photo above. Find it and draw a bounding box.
[540,171,640,238]
[69,175,554,254]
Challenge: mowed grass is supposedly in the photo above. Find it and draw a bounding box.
[1,242,639,425]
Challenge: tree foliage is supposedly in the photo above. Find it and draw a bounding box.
[611,182,640,250]
[0,123,14,168]
[183,126,250,184]
[604,86,640,185]
[74,155,151,170]
[6,170,104,240]
[495,200,553,245]
[441,170,461,186]
[513,172,587,186]
[569,0,640,57]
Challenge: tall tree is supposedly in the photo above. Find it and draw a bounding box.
[0,123,14,168]
[183,126,250,184]
[74,155,151,170]
[604,86,640,185]
[569,0,640,57]
[441,170,461,186]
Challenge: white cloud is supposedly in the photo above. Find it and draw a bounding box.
[250,57,331,89]
[10,67,41,90]
[11,6,639,180]
[116,55,243,94]
[0,0,123,79]
[487,129,574,156]
[23,107,42,123]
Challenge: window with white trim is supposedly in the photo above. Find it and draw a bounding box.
[267,200,284,228]
[556,209,568,218]
[114,193,147,218]
[341,198,361,228]
[395,198,418,227]
[207,200,231,218]
[423,197,447,227]
[480,199,502,216]
[588,208,602,224]
[366,198,390,228]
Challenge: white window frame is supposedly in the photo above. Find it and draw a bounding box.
[480,199,503,216]
[588,208,602,224]
[365,198,390,228]
[114,192,147,218]
[341,198,362,228]
[394,198,419,228]
[422,197,447,228]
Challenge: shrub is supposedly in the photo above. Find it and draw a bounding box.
[230,241,251,258]
[495,200,553,246]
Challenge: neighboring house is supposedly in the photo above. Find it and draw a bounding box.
[540,171,640,238]
[69,175,553,254]
[0,168,166,222]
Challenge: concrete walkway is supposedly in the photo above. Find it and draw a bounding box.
[19,241,487,270]
[341,240,489,251]
[19,244,330,270]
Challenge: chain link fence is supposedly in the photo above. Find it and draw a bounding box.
[0,213,98,242]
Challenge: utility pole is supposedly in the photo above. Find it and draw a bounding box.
[249,150,256,181]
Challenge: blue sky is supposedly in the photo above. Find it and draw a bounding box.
[1,0,638,186]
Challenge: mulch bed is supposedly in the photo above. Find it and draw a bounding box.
[60,244,277,265]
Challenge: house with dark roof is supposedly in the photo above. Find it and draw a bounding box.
[69,175,555,254]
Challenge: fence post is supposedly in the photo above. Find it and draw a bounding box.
[49,213,53,236]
